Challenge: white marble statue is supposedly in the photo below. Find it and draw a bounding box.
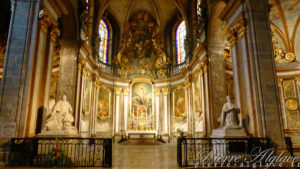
[219,96,240,128]
[211,96,247,138]
[48,96,56,115]
[42,95,77,135]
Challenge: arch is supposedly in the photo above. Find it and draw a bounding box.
[175,20,186,64]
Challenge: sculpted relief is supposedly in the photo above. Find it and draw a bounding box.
[115,11,170,78]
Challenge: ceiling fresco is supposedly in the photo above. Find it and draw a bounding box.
[269,0,300,62]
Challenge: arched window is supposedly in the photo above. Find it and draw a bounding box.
[176,21,187,64]
[98,19,109,63]
[197,0,201,16]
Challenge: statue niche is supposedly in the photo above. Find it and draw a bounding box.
[41,95,78,136]
[115,11,170,78]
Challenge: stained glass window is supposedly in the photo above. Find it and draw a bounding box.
[98,19,109,63]
[176,21,186,64]
[197,0,201,16]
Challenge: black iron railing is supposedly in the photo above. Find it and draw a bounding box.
[9,137,112,168]
[177,137,271,167]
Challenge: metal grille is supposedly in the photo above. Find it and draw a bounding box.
[9,137,112,167]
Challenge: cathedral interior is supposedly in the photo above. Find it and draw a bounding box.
[1,0,300,168]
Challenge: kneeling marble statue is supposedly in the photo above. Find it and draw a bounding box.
[211,96,247,138]
[42,95,78,135]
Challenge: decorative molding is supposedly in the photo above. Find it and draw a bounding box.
[123,89,130,96]
[115,88,122,95]
[39,10,52,32]
[162,88,169,95]
[154,89,161,96]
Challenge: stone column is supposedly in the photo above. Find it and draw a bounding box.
[185,76,193,136]
[154,89,161,135]
[78,65,87,133]
[123,89,129,136]
[40,25,60,132]
[244,0,284,147]
[221,0,285,147]
[75,62,84,128]
[207,1,227,130]
[0,0,40,137]
[277,78,287,129]
[26,12,51,136]
[199,66,205,134]
[202,62,211,135]
[114,88,121,135]
[43,25,60,109]
[162,88,169,135]
[227,18,256,134]
[57,39,78,108]
[90,77,97,136]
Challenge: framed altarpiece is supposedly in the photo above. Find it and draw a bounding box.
[95,86,112,134]
[128,79,155,131]
[172,86,188,133]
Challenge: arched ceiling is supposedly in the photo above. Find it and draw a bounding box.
[269,0,300,61]
[103,0,187,30]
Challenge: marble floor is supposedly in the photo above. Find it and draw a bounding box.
[112,143,180,169]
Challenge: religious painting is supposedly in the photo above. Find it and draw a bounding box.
[97,86,111,120]
[173,86,187,120]
[192,73,204,132]
[81,76,92,132]
[192,73,202,118]
[83,76,92,116]
[130,82,153,131]
[96,86,112,133]
[173,86,187,132]
[115,11,170,78]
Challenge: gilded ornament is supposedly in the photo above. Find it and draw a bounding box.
[162,88,169,95]
[123,89,130,96]
[224,46,232,62]
[295,77,300,85]
[154,89,161,96]
[51,27,60,42]
[286,99,298,111]
[115,88,122,95]
[277,78,283,86]
[285,53,295,62]
[39,14,51,32]
[114,11,170,78]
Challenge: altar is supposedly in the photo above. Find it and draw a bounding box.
[127,130,157,139]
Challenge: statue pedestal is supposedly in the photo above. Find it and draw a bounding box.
[210,126,248,156]
[211,126,248,138]
[38,130,80,137]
